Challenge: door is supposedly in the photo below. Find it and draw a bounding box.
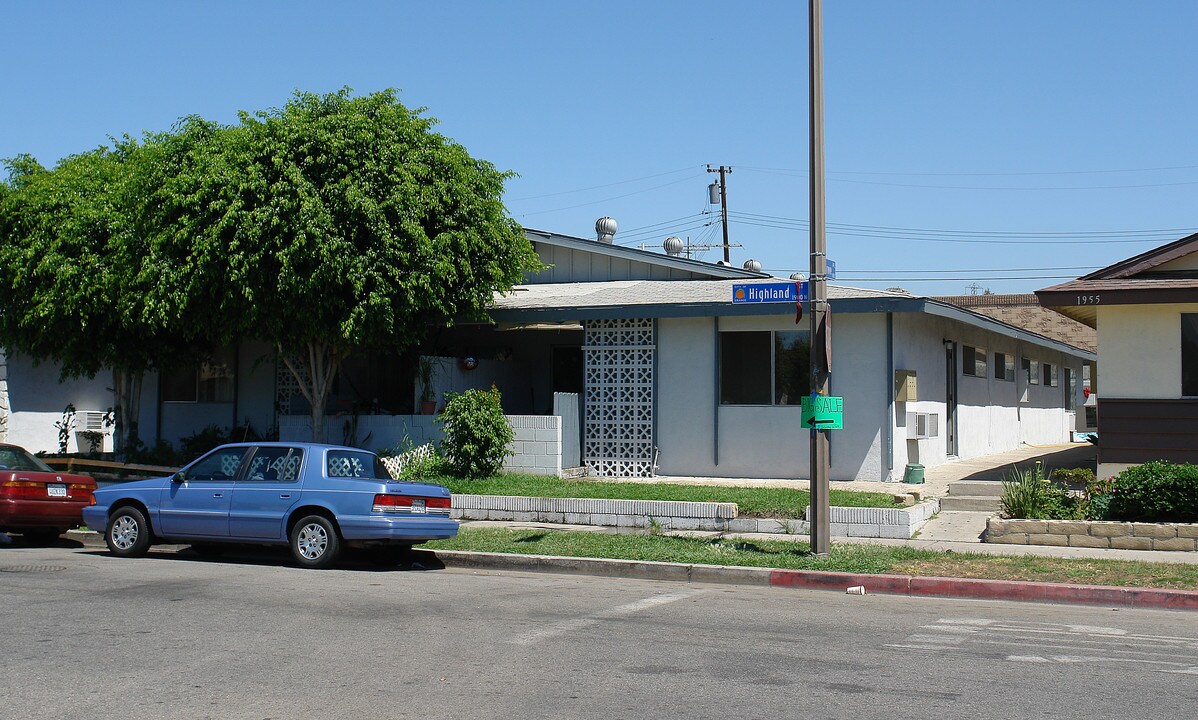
[158,447,249,537]
[945,341,958,457]
[229,446,305,539]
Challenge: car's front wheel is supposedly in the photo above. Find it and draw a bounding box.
[106,506,152,558]
[290,515,340,569]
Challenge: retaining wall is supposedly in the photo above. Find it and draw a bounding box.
[986,517,1198,551]
[452,495,939,539]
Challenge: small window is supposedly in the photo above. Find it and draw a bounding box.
[161,349,235,403]
[962,345,987,377]
[1022,357,1039,385]
[1183,315,1198,396]
[1042,362,1058,387]
[994,352,1015,382]
[1065,368,1076,410]
[720,330,812,405]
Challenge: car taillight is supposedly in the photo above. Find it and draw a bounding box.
[372,494,452,513]
[0,480,94,501]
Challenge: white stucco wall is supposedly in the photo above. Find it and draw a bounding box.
[656,312,889,481]
[1097,303,1198,399]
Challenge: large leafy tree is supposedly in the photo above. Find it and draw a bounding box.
[0,143,189,453]
[148,89,540,441]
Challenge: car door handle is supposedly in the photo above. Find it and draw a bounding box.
[280,493,291,499]
[213,493,224,498]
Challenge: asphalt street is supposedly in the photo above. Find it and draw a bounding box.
[2,542,1197,720]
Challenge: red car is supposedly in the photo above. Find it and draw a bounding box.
[0,443,96,545]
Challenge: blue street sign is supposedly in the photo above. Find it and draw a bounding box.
[732,281,809,304]
[826,259,836,280]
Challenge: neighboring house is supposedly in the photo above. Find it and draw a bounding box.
[1037,232,1198,479]
[5,226,1093,482]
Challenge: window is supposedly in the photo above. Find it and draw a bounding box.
[327,450,389,479]
[1065,368,1076,410]
[962,345,987,377]
[719,330,810,405]
[994,352,1015,381]
[1022,357,1039,385]
[162,349,235,403]
[1042,362,1058,387]
[1184,315,1198,396]
[245,447,304,483]
[185,447,249,481]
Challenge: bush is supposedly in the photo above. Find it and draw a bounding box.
[436,387,513,478]
[1052,467,1096,486]
[1106,461,1198,523]
[999,462,1081,520]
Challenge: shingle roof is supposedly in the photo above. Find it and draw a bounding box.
[935,294,1096,353]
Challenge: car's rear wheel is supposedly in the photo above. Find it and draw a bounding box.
[290,515,340,569]
[21,528,63,546]
[106,506,152,558]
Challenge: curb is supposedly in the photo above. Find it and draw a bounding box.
[433,549,1198,611]
[63,531,1198,610]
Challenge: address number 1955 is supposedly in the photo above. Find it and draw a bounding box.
[1076,295,1101,305]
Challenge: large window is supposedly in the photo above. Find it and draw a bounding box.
[962,345,987,377]
[1184,315,1198,397]
[162,348,235,403]
[720,331,810,405]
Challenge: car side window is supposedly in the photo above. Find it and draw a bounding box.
[326,450,383,479]
[186,448,250,482]
[245,447,304,483]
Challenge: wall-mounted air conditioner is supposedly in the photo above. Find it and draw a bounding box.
[906,412,939,440]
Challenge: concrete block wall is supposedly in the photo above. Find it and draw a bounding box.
[986,517,1198,551]
[504,415,562,477]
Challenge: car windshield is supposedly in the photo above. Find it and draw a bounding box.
[0,446,55,472]
[326,450,390,479]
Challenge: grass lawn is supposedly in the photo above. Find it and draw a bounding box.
[425,526,1198,591]
[434,473,901,517]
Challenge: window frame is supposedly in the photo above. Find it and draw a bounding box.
[962,345,987,378]
[1042,362,1058,387]
[1022,357,1039,386]
[993,351,1015,382]
[718,329,811,406]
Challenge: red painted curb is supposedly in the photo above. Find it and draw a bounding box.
[767,568,1198,610]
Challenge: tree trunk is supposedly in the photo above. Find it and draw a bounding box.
[279,342,341,443]
[111,368,144,458]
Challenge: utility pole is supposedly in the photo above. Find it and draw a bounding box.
[808,0,831,556]
[707,165,732,264]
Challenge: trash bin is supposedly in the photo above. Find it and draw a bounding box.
[902,463,925,484]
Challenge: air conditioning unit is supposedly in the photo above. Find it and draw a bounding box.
[906,412,939,440]
[75,410,111,453]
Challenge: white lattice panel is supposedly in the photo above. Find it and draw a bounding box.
[276,353,308,416]
[583,319,655,477]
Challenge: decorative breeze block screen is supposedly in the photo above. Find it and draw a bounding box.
[584,319,655,477]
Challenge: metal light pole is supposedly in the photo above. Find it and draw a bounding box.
[808,0,831,556]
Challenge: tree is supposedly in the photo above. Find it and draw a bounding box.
[148,89,540,441]
[0,142,199,455]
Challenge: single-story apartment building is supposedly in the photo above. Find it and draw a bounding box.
[3,227,1093,482]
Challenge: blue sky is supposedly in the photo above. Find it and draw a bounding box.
[3,1,1196,295]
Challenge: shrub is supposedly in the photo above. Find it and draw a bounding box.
[1106,461,1198,523]
[999,462,1081,520]
[436,387,513,478]
[1053,467,1096,486]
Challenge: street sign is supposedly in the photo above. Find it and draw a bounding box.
[801,394,843,430]
[825,259,836,280]
[732,281,808,304]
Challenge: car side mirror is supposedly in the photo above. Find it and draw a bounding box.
[171,471,186,483]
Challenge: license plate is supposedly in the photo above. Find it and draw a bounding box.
[47,484,67,498]
[411,498,426,513]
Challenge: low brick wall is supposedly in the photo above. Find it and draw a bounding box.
[986,518,1198,551]
[453,495,938,538]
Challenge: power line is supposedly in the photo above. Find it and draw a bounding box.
[507,166,700,200]
[516,173,702,216]
[738,163,1198,177]
[728,217,1183,244]
[728,210,1194,238]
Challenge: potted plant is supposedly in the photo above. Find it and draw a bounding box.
[416,357,439,415]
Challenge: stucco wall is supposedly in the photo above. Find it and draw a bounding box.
[1097,303,1198,399]
[656,312,888,481]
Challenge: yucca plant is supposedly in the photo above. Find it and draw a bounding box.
[999,463,1047,519]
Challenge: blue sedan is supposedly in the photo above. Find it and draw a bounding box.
[83,442,457,568]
